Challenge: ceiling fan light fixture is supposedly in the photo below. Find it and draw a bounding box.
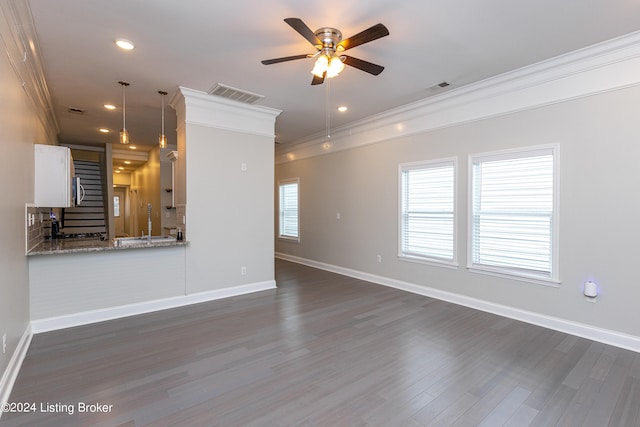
[311,55,329,77]
[326,56,344,78]
[312,54,344,79]
[262,19,389,85]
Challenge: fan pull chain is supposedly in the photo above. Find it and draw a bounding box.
[325,76,331,139]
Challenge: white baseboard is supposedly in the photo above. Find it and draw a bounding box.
[31,280,276,334]
[276,253,640,353]
[0,324,33,420]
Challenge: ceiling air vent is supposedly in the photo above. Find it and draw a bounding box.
[208,83,264,105]
[428,81,451,91]
[67,107,85,114]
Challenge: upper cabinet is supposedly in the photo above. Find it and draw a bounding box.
[34,144,74,208]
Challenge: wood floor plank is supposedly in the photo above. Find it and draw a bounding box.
[2,259,639,427]
[503,404,539,427]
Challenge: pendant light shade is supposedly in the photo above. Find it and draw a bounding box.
[118,81,130,144]
[158,90,168,148]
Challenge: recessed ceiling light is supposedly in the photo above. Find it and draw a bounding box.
[115,170,121,174]
[114,38,135,50]
[98,128,110,133]
[337,106,348,112]
[129,145,137,150]
[124,160,131,164]
[118,167,124,170]
[104,104,116,110]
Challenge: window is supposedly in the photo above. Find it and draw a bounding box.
[469,146,558,284]
[114,196,120,217]
[400,158,456,265]
[278,178,299,241]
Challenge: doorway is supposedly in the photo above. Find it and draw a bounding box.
[113,186,129,237]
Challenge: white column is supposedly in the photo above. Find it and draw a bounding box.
[170,87,281,294]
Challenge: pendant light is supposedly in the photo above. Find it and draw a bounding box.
[158,90,168,148]
[118,81,130,144]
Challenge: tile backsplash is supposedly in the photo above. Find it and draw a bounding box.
[176,204,186,240]
[26,205,60,253]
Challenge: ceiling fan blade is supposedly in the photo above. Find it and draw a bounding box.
[284,17,321,47]
[342,56,385,75]
[261,54,310,65]
[339,23,389,51]
[311,72,325,85]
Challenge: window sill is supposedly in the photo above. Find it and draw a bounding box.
[399,254,458,270]
[278,236,300,243]
[467,265,560,287]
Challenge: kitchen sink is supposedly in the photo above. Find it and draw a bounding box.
[114,236,177,246]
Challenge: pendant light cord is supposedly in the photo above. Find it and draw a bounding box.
[160,91,166,133]
[158,90,168,148]
[119,81,129,130]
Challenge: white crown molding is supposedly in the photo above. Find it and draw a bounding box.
[0,0,58,141]
[276,253,640,353]
[276,30,640,164]
[170,86,281,138]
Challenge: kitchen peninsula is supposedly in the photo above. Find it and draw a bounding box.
[28,236,188,256]
[27,236,190,334]
[25,87,279,339]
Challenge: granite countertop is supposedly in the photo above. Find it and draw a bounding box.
[28,237,188,256]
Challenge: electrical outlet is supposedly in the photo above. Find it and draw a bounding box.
[2,333,6,354]
[241,266,247,276]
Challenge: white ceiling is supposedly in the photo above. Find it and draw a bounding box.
[28,0,640,152]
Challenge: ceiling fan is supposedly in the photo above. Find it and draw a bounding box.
[261,18,390,85]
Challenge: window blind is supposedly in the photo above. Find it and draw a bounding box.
[279,180,299,239]
[401,161,455,262]
[471,149,554,277]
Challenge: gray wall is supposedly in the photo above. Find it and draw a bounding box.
[182,111,276,294]
[0,21,53,385]
[276,85,640,338]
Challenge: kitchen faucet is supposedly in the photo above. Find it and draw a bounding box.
[147,203,152,242]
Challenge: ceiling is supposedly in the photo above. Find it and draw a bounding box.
[28,0,640,154]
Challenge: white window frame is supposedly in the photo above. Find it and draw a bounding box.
[468,145,560,286]
[278,178,300,242]
[399,157,458,268]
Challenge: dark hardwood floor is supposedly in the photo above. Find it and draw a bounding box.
[2,259,639,426]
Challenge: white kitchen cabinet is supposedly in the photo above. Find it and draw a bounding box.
[34,144,74,207]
